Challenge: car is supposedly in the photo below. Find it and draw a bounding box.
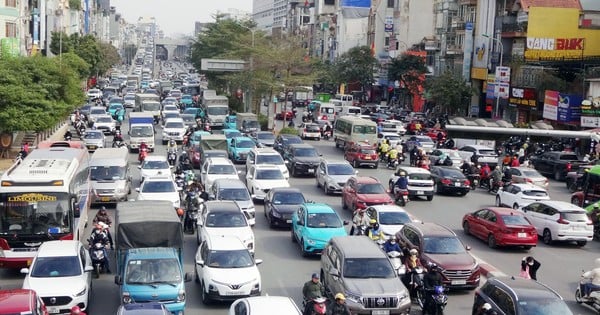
[93,115,117,135]
[188,130,211,149]
[195,235,262,304]
[251,131,276,147]
[365,205,413,239]
[181,114,197,129]
[246,147,289,179]
[21,240,93,314]
[223,128,244,147]
[404,135,435,153]
[495,183,550,209]
[139,155,172,180]
[88,106,108,123]
[472,276,573,315]
[519,200,593,246]
[224,115,237,130]
[458,145,499,168]
[264,187,306,228]
[161,112,181,125]
[396,222,481,289]
[161,105,180,118]
[228,136,256,163]
[389,166,435,201]
[429,165,471,196]
[508,166,549,188]
[0,289,48,315]
[180,94,194,108]
[135,175,181,209]
[117,302,170,315]
[86,88,102,99]
[162,97,178,106]
[378,131,402,147]
[428,149,463,168]
[298,123,321,140]
[82,129,105,152]
[196,148,228,170]
[228,296,301,315]
[246,164,290,201]
[210,178,256,226]
[200,157,240,192]
[462,207,538,249]
[275,110,294,120]
[273,134,303,156]
[162,118,186,144]
[344,142,379,168]
[379,119,406,135]
[291,203,348,256]
[283,144,321,177]
[566,164,591,192]
[182,107,201,118]
[315,160,356,195]
[123,94,136,108]
[342,176,394,212]
[196,201,255,253]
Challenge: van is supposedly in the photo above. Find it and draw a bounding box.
[339,106,361,117]
[315,102,336,121]
[320,236,411,314]
[333,116,377,150]
[333,94,353,107]
[389,166,435,201]
[89,147,131,204]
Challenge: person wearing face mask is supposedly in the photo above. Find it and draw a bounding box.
[520,256,541,280]
[383,236,402,253]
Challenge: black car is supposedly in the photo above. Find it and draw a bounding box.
[252,131,276,147]
[284,144,321,177]
[430,166,470,196]
[264,187,306,228]
[274,134,303,155]
[472,276,572,315]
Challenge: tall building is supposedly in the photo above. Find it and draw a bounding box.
[252,0,274,34]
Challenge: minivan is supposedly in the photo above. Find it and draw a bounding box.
[389,166,435,201]
[339,106,362,117]
[320,236,411,314]
[89,147,131,204]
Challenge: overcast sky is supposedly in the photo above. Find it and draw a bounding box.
[110,0,252,37]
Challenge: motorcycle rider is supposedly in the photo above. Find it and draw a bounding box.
[302,273,326,315]
[503,166,513,184]
[379,139,390,160]
[328,293,351,315]
[386,145,399,167]
[480,163,491,184]
[350,209,370,235]
[383,236,402,253]
[88,223,111,273]
[365,219,383,241]
[423,263,444,312]
[167,138,178,152]
[64,130,73,141]
[112,130,124,147]
[93,207,113,249]
[460,160,471,174]
[70,306,87,315]
[404,248,425,300]
[489,166,503,192]
[582,258,600,299]
[394,171,409,197]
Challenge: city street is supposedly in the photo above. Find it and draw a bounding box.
[0,113,597,315]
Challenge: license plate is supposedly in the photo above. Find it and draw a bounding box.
[518,232,526,238]
[454,182,461,186]
[48,307,60,314]
[224,291,242,296]
[101,197,110,202]
[286,220,292,224]
[451,280,466,285]
[308,169,315,173]
[372,311,390,315]
[365,156,371,160]
[417,191,424,195]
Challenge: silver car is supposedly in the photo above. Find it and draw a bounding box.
[93,115,116,135]
[315,160,357,195]
[83,130,105,152]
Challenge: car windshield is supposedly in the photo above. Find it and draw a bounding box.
[307,212,343,228]
[479,149,496,156]
[283,136,303,145]
[91,109,105,115]
[30,256,81,277]
[560,154,578,160]
[183,108,198,115]
[208,164,236,174]
[522,170,543,177]
[379,211,411,225]
[141,181,176,193]
[294,148,318,157]
[206,250,254,268]
[131,126,154,137]
[125,258,181,284]
[423,237,466,254]
[84,132,102,139]
[385,135,401,140]
[97,117,113,123]
[227,116,237,123]
[256,154,283,165]
[182,116,195,123]
[352,125,377,134]
[256,169,284,180]
[342,258,396,279]
[205,212,247,227]
[408,173,432,180]
[124,96,135,101]
[205,151,227,159]
[306,125,320,132]
[328,164,354,175]
[257,133,275,140]
[225,131,242,139]
[109,104,123,110]
[164,106,178,112]
[91,166,126,180]
[359,148,376,155]
[501,215,531,226]
[142,103,160,111]
[440,168,464,177]
[517,298,573,315]
[142,161,169,170]
[357,183,386,194]
[561,211,589,222]
[219,188,250,201]
[272,192,305,205]
[165,122,184,129]
[522,190,548,197]
[237,140,255,148]
[207,107,229,115]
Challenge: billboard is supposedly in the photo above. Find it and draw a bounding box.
[543,90,559,121]
[509,87,536,108]
[341,0,371,18]
[526,7,600,60]
[557,93,582,124]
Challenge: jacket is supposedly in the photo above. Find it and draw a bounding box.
[352,213,370,227]
[383,241,402,253]
[302,281,325,300]
[424,270,443,289]
[405,255,424,270]
[394,176,408,190]
[521,258,541,280]
[327,302,351,315]
[583,258,600,285]
[93,212,112,226]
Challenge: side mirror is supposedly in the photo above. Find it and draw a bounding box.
[251,194,256,199]
[355,170,359,175]
[522,207,528,212]
[20,268,29,274]
[84,265,94,272]
[343,220,350,226]
[329,268,340,277]
[237,170,242,174]
[255,258,264,265]
[135,188,140,192]
[465,245,472,251]
[201,170,207,174]
[137,165,141,169]
[176,186,183,192]
[184,272,193,282]
[297,220,304,226]
[247,175,253,180]
[284,160,290,164]
[195,259,204,266]
[114,275,122,285]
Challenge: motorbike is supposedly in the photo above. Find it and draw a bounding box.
[167,150,177,166]
[322,130,331,140]
[64,134,72,141]
[422,285,448,315]
[77,124,86,137]
[303,297,327,315]
[352,224,367,236]
[184,208,199,234]
[302,112,310,123]
[153,116,160,125]
[488,178,505,193]
[576,270,600,313]
[466,174,480,190]
[90,242,107,278]
[113,139,126,148]
[388,251,404,275]
[394,188,409,206]
[405,267,425,307]
[387,157,399,169]
[14,152,24,163]
[138,147,149,164]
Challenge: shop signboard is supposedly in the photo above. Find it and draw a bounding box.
[509,87,536,108]
[580,97,600,127]
[557,93,582,124]
[543,90,559,121]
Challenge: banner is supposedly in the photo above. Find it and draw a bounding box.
[384,16,393,32]
[557,93,582,124]
[462,22,474,81]
[341,0,371,18]
[543,90,559,120]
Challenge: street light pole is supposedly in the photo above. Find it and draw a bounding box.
[483,34,503,119]
[240,25,256,113]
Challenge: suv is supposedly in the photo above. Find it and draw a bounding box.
[458,145,498,168]
[344,143,379,168]
[396,222,480,289]
[162,118,186,144]
[210,178,256,226]
[136,175,180,209]
[200,157,240,192]
[246,147,289,179]
[273,134,303,156]
[472,276,572,315]
[389,166,434,201]
[195,235,262,304]
[196,201,255,253]
[315,160,356,195]
[0,289,48,315]
[342,176,393,212]
[291,203,348,256]
[320,236,411,314]
[21,240,92,314]
[283,144,321,177]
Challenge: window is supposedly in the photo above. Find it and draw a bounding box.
[5,22,16,37]
[387,0,394,8]
[324,0,335,5]
[5,0,16,7]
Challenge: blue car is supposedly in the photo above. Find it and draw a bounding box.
[228,136,256,163]
[291,203,348,257]
[223,128,243,147]
[225,115,237,130]
[189,130,210,148]
[180,94,194,109]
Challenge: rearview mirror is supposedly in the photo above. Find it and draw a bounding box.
[20,268,29,274]
[465,245,471,251]
[343,220,350,225]
[195,259,204,266]
[255,259,263,265]
[137,165,141,169]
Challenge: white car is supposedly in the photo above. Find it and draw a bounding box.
[88,106,107,123]
[365,205,413,239]
[229,296,302,315]
[21,240,93,314]
[298,123,321,140]
[197,201,255,253]
[495,183,550,209]
[162,118,186,144]
[458,145,499,167]
[162,97,178,106]
[136,175,181,209]
[201,157,240,191]
[139,156,172,180]
[378,132,402,147]
[123,94,136,108]
[315,160,356,195]
[93,115,116,134]
[82,129,105,152]
[246,148,289,180]
[161,105,180,119]
[87,88,102,99]
[429,149,463,168]
[380,119,406,135]
[246,165,290,200]
[195,235,262,304]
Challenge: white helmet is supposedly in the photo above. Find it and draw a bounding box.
[482,303,492,310]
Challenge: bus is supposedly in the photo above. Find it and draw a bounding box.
[333,116,378,150]
[0,147,90,269]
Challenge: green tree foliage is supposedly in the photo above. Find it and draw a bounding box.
[334,46,377,90]
[388,54,428,93]
[49,32,118,77]
[425,71,474,115]
[0,56,85,132]
[97,42,121,76]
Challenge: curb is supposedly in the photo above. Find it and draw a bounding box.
[479,262,508,278]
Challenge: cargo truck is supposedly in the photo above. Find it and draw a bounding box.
[128,112,155,152]
[236,113,259,134]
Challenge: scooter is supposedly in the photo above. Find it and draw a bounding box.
[388,251,404,275]
[575,270,600,313]
[113,140,126,148]
[422,285,448,315]
[466,174,480,190]
[64,134,72,141]
[138,147,149,164]
[387,157,399,169]
[303,297,327,315]
[394,188,409,206]
[167,150,177,166]
[90,242,107,278]
[405,267,425,307]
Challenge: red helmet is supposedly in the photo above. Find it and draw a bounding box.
[176,208,184,216]
[71,306,82,314]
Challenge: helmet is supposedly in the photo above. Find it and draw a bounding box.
[409,249,418,256]
[71,306,82,314]
[370,219,377,224]
[399,172,406,176]
[482,303,492,310]
[429,262,439,270]
[176,208,184,216]
[335,293,346,301]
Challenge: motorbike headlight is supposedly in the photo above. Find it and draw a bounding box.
[74,287,87,297]
[177,289,186,302]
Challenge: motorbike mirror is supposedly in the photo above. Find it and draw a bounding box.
[84,266,94,272]
[114,275,122,285]
[251,194,256,199]
[284,160,289,164]
[237,170,242,174]
[255,258,264,265]
[247,175,253,180]
[343,220,350,226]
[135,188,140,192]
[465,245,472,251]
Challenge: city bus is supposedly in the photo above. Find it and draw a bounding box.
[0,147,90,268]
[333,116,378,150]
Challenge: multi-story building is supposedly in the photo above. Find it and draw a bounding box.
[0,0,23,57]
[252,0,274,34]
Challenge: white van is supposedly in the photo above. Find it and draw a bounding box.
[89,147,131,204]
[339,106,362,117]
[333,94,354,107]
[388,166,435,201]
[316,102,337,121]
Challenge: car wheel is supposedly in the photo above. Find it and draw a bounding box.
[201,282,211,305]
[323,184,329,195]
[488,234,497,248]
[426,195,433,201]
[316,178,321,188]
[374,162,379,169]
[291,229,297,243]
[434,183,441,194]
[195,270,200,283]
[542,229,553,245]
[554,170,562,181]
[495,196,501,207]
[576,240,587,247]
[301,239,309,257]
[463,221,470,235]
[513,203,519,210]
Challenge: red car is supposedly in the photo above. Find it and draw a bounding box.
[342,176,393,212]
[275,110,295,120]
[0,289,48,315]
[462,207,538,250]
[344,143,379,168]
[424,128,446,142]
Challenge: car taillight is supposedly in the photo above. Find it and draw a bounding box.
[464,179,470,186]
[557,217,569,225]
[0,238,10,250]
[441,178,452,185]
[304,128,307,133]
[525,178,533,183]
[566,162,572,172]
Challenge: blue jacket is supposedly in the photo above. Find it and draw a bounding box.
[395,176,408,189]
[383,241,402,253]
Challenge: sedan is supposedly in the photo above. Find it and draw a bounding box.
[315,160,356,195]
[93,115,117,135]
[508,167,549,188]
[82,129,105,152]
[495,183,550,209]
[462,207,538,249]
[365,205,412,239]
[264,188,306,228]
[429,149,463,168]
[298,123,321,140]
[246,165,290,200]
[252,131,276,147]
[430,166,470,196]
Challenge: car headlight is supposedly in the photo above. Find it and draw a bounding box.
[74,287,87,297]
[327,180,339,189]
[306,239,316,245]
[345,290,362,303]
[122,292,132,304]
[398,290,409,301]
[271,210,282,218]
[177,289,186,302]
[115,188,126,194]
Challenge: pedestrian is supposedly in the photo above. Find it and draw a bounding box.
[520,256,541,280]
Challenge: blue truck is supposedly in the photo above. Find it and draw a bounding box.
[114,201,192,314]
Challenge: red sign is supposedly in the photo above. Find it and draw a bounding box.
[509,87,537,108]
[556,38,584,50]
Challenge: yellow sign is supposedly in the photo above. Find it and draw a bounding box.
[8,193,57,202]
[471,67,488,80]
[526,7,600,60]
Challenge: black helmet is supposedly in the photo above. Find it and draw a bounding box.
[429,262,439,271]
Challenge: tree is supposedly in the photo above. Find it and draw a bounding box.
[97,42,121,76]
[334,46,378,91]
[49,33,117,77]
[425,71,474,115]
[49,31,74,55]
[387,54,428,108]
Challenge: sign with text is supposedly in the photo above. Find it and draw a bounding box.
[495,66,511,83]
[557,93,582,123]
[543,90,559,120]
[385,16,394,32]
[580,97,600,127]
[509,87,537,108]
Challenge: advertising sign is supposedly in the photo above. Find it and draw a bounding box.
[462,22,474,81]
[495,83,509,99]
[557,93,582,123]
[580,97,600,127]
[495,66,511,83]
[543,90,559,121]
[384,16,394,32]
[509,87,536,108]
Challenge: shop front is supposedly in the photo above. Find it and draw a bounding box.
[508,87,538,124]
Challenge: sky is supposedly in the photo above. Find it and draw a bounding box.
[110,0,253,37]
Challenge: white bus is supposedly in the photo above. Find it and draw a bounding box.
[333,116,378,150]
[0,147,90,269]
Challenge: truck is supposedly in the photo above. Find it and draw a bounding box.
[128,112,155,152]
[127,75,140,89]
[114,201,191,315]
[135,93,160,113]
[159,80,174,96]
[197,134,228,167]
[236,112,259,134]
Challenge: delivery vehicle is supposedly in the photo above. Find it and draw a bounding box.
[134,93,160,112]
[237,113,259,135]
[128,112,155,152]
[114,201,192,315]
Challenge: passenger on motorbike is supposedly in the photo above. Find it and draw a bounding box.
[329,293,351,315]
[582,258,600,299]
[387,146,399,165]
[350,209,370,235]
[366,219,383,241]
[383,237,402,253]
[88,223,111,273]
[460,160,471,174]
[480,163,491,181]
[93,207,113,249]
[503,166,513,183]
[423,263,444,311]
[404,249,425,298]
[113,131,124,146]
